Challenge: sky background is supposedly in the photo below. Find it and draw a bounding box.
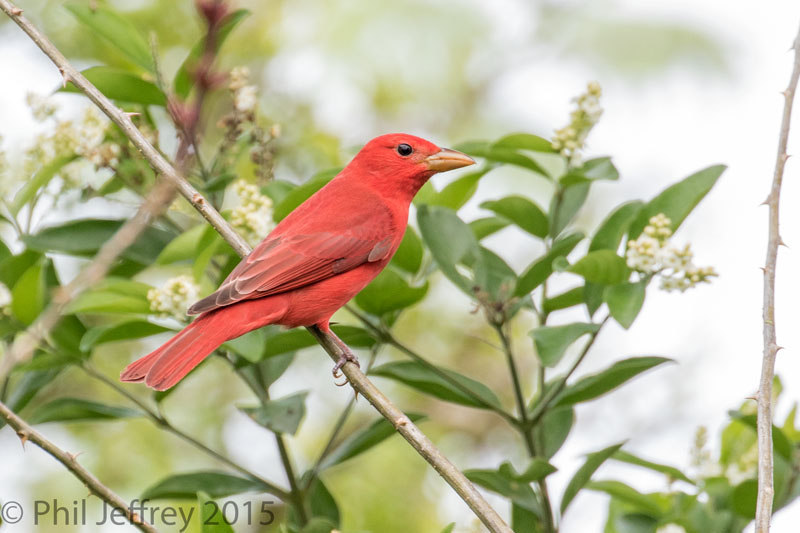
[2,0,800,531]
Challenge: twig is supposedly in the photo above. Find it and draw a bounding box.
[755,21,800,533]
[81,363,291,501]
[0,4,511,531]
[0,179,176,379]
[0,400,160,533]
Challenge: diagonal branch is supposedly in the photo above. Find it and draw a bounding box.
[0,178,176,379]
[0,400,160,533]
[0,3,511,531]
[755,20,800,533]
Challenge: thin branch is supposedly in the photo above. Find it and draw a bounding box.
[0,4,511,531]
[81,363,291,501]
[0,179,176,380]
[755,21,800,533]
[0,400,160,533]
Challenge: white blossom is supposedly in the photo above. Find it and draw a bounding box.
[230,179,275,246]
[234,85,258,113]
[656,524,687,533]
[25,92,58,122]
[0,282,11,308]
[626,213,716,292]
[551,81,603,166]
[147,275,199,321]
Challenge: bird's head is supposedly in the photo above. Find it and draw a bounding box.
[346,133,475,201]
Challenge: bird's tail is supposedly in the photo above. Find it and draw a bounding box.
[120,313,227,391]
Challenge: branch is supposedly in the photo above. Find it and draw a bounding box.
[0,400,160,533]
[755,21,800,533]
[0,178,176,380]
[0,3,511,531]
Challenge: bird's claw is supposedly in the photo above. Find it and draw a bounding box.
[332,350,360,385]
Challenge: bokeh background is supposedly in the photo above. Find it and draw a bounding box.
[2,0,800,531]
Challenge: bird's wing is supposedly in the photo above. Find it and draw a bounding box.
[187,226,395,315]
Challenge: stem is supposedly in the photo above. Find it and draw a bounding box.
[346,305,519,425]
[242,365,308,526]
[494,322,555,533]
[756,21,800,533]
[528,316,609,426]
[81,363,290,501]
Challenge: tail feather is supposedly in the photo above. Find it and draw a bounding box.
[120,315,226,391]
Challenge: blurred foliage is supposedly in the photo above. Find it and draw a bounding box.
[0,1,758,533]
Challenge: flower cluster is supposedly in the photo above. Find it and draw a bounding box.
[229,66,258,114]
[230,179,275,246]
[551,81,603,166]
[25,92,57,122]
[626,213,717,292]
[0,281,11,314]
[147,275,200,321]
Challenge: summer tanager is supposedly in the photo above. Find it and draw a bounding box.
[120,134,474,390]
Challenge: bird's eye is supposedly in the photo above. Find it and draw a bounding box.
[396,143,413,156]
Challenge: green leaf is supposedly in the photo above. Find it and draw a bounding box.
[142,471,268,500]
[240,392,308,435]
[472,246,518,301]
[174,9,251,98]
[604,281,646,329]
[157,225,207,264]
[307,478,340,528]
[544,287,584,314]
[371,361,501,410]
[63,67,165,105]
[470,216,510,240]
[440,524,456,533]
[13,353,80,373]
[628,165,726,239]
[555,357,672,407]
[731,480,757,518]
[417,205,480,295]
[500,458,558,483]
[273,172,336,222]
[261,325,374,358]
[568,250,630,285]
[515,232,583,296]
[65,278,152,315]
[586,480,669,516]
[355,268,428,316]
[550,181,590,237]
[0,238,11,264]
[577,157,619,181]
[590,201,645,252]
[511,504,542,533]
[530,322,600,367]
[0,250,41,288]
[321,413,426,468]
[392,226,423,274]
[10,155,77,215]
[80,320,172,352]
[426,168,490,210]
[560,442,625,514]
[65,3,153,71]
[23,219,172,264]
[464,468,541,514]
[480,195,549,238]
[197,491,234,533]
[223,328,268,363]
[611,450,693,484]
[457,140,550,177]
[535,405,575,458]
[29,398,142,424]
[728,412,792,461]
[0,369,62,429]
[493,133,556,153]
[11,260,46,325]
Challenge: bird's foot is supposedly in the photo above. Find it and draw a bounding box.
[332,349,360,386]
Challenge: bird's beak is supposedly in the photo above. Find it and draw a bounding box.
[423,148,475,173]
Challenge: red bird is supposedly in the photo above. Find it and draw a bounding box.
[121,134,474,390]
